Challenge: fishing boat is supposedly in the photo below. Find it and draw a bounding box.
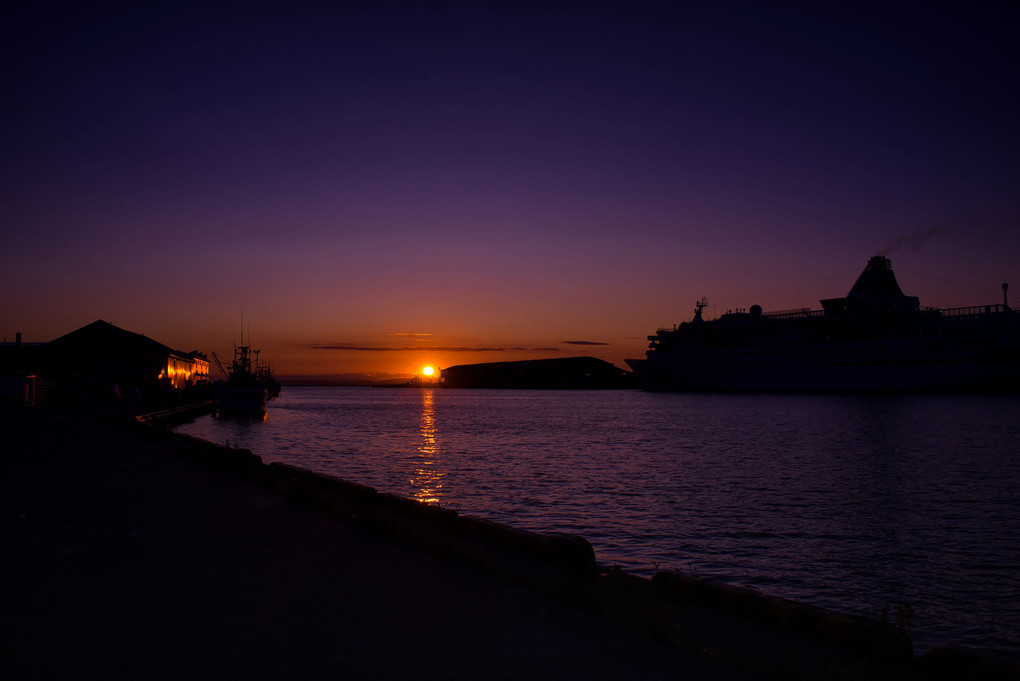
[626,256,1020,393]
[212,333,276,414]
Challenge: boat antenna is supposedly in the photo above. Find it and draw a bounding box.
[1004,282,1009,309]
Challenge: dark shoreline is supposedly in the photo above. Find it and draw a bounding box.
[5,405,1017,680]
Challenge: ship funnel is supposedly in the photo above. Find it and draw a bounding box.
[847,256,905,300]
[821,255,920,316]
[867,255,892,271]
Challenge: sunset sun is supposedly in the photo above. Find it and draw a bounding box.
[422,366,434,377]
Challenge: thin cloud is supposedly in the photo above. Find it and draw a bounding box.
[562,340,609,346]
[310,344,563,353]
[388,332,432,337]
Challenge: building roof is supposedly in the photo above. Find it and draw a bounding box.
[48,320,201,359]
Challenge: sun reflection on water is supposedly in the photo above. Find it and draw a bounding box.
[410,389,444,504]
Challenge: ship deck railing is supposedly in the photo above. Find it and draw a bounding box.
[760,305,1008,320]
[654,304,1008,335]
[933,304,1007,318]
[761,308,827,320]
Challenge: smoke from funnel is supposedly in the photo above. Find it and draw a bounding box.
[878,226,946,256]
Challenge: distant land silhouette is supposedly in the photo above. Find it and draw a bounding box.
[279,358,635,389]
[439,357,634,389]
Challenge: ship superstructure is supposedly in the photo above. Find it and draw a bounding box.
[626,256,1019,392]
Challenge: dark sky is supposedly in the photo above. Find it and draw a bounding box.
[4,2,1018,379]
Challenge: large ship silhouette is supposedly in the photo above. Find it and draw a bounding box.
[626,256,1019,392]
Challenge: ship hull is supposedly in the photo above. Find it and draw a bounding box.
[213,384,268,414]
[627,337,1020,393]
[627,356,1020,393]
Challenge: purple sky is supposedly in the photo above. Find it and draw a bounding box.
[4,2,1018,381]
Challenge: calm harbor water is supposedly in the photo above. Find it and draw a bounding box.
[175,387,1020,656]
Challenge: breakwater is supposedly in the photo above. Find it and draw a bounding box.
[149,415,1019,680]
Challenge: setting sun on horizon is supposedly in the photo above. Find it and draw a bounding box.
[422,366,435,377]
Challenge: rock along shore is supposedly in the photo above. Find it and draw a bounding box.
[4,405,1016,680]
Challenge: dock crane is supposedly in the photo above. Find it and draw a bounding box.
[211,351,230,378]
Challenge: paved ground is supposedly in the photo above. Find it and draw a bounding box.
[3,406,762,680]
